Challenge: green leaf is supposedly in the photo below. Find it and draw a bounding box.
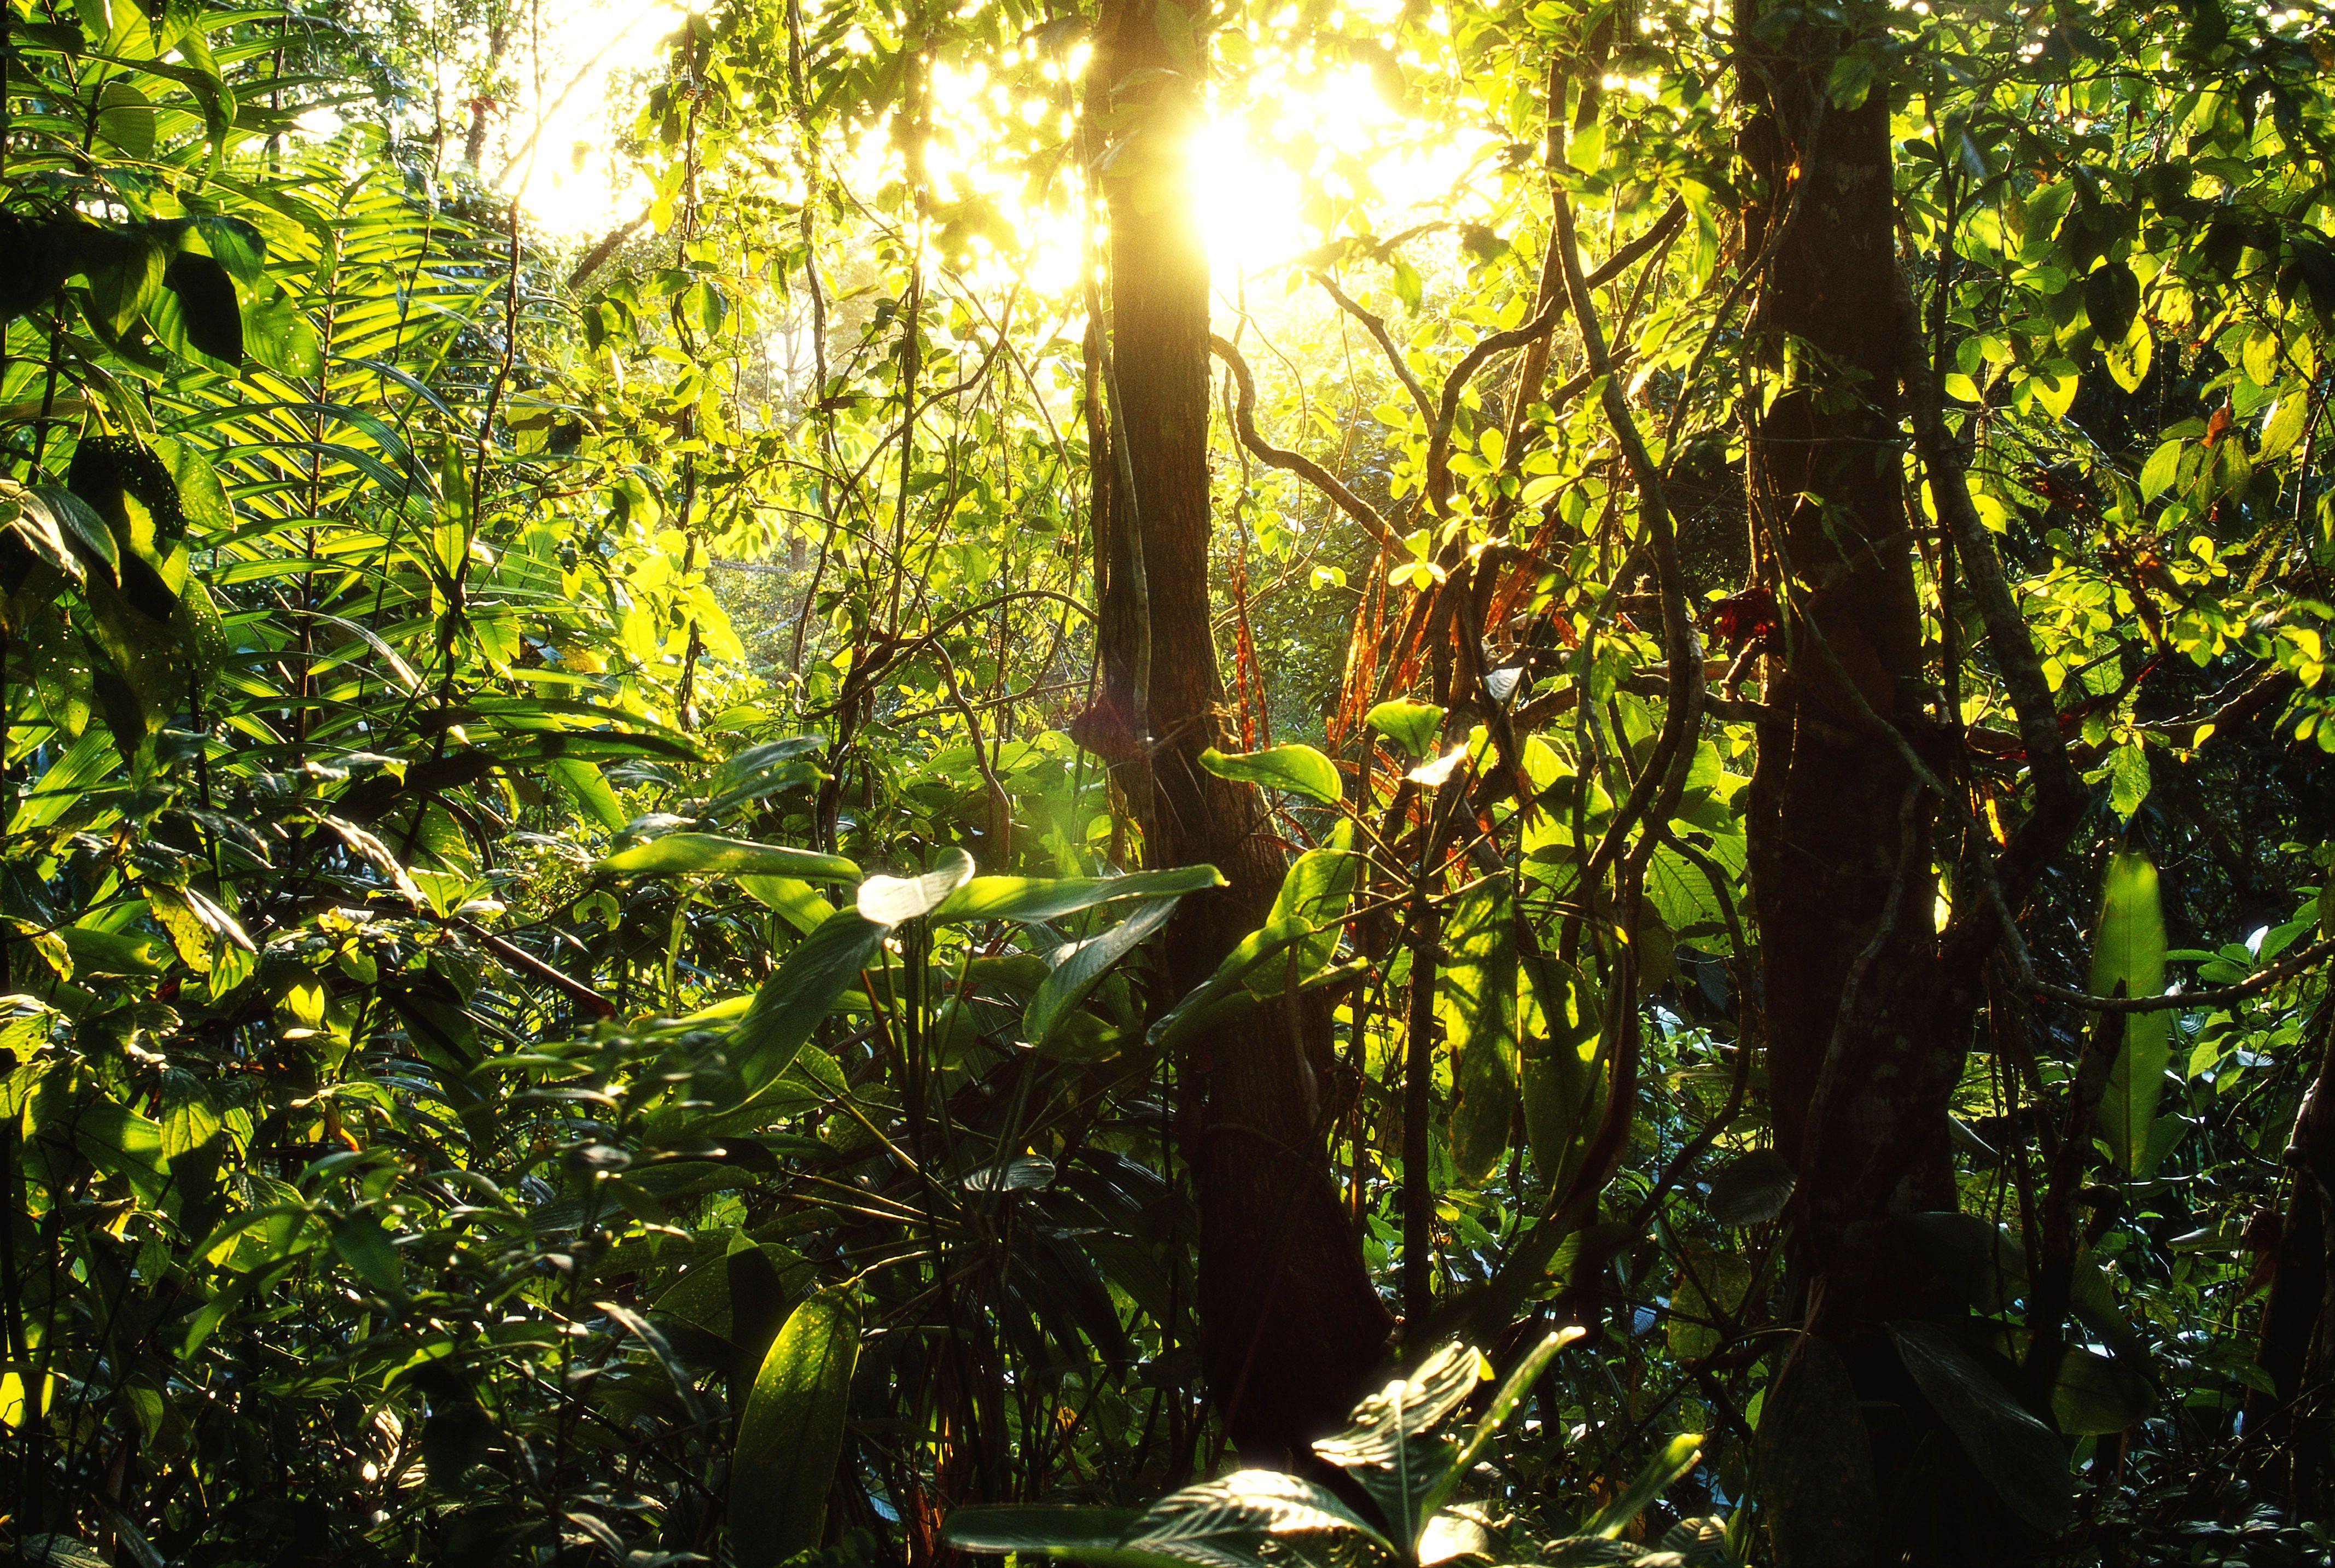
[548,757,628,831]
[1126,1468,1395,1566]
[1889,1321,2072,1534]
[2107,742,2151,825]
[1198,743,1343,805]
[1418,1329,1583,1521]
[724,910,890,1101]
[1023,896,1182,1050]
[596,833,860,884]
[944,1507,1148,1561]
[1444,882,1519,1182]
[2139,439,2182,501]
[1754,1337,1878,1566]
[158,250,241,364]
[931,865,1225,925]
[702,736,828,819]
[1520,956,1604,1191]
[2050,1345,2155,1435]
[92,79,154,159]
[1582,1432,1702,1539]
[1366,700,1445,761]
[244,288,322,378]
[1313,1341,1486,1547]
[1704,1149,1794,1227]
[2092,850,2170,1175]
[329,1212,404,1295]
[857,848,976,925]
[2083,262,2140,345]
[732,1287,863,1568]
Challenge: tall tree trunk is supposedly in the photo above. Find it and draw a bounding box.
[2248,1004,2335,1508]
[1737,3,1978,1558]
[1079,0,1394,1462]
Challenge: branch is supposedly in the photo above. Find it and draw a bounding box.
[567,211,651,293]
[1312,271,1439,433]
[1210,335,1400,549]
[1894,266,2082,813]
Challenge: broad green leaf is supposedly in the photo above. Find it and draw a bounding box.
[2092,850,2169,1175]
[1890,1322,2072,1535]
[857,848,975,925]
[1419,1330,1583,1521]
[596,833,860,884]
[2139,439,2181,500]
[931,865,1225,925]
[1754,1338,1878,1566]
[1125,1468,1394,1566]
[944,1506,1147,1561]
[1520,955,1603,1191]
[548,757,627,831]
[1444,882,1520,1182]
[1366,700,1445,760]
[1704,1149,1794,1227]
[732,1287,862,1568]
[2050,1344,2155,1435]
[2083,262,2140,344]
[1313,1342,1487,1546]
[1198,743,1343,805]
[1023,896,1182,1050]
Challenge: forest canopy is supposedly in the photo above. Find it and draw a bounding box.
[4,0,2335,1563]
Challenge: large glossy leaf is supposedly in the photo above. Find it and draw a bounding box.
[1519,955,1603,1191]
[1889,1321,2073,1535]
[2050,1344,2155,1435]
[732,1287,862,1568]
[1418,1330,1582,1521]
[596,832,861,884]
[1198,743,1343,805]
[718,910,890,1106]
[1023,896,1182,1050]
[1444,881,1520,1182]
[2092,850,2169,1175]
[931,865,1225,924]
[857,848,976,925]
[1124,1469,1395,1567]
[1313,1342,1487,1546]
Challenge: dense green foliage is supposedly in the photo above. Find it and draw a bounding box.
[4,0,2335,1563]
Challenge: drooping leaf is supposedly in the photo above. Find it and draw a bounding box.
[1312,1341,1487,1546]
[857,847,976,925]
[595,833,860,884]
[1755,1336,1878,1568]
[1365,700,1445,760]
[1023,896,1181,1050]
[731,1287,863,1568]
[1704,1149,1795,1227]
[931,865,1225,924]
[1443,881,1520,1182]
[1889,1321,2074,1535]
[1198,743,1343,805]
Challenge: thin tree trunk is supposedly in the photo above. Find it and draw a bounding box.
[1079,0,1394,1462]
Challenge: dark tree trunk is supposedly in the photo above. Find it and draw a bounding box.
[1079,0,1394,1463]
[1738,3,1988,1559]
[2248,1006,2335,1507]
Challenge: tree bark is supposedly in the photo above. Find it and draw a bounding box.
[1737,4,1981,1559]
[2247,1004,2335,1507]
[1079,0,1394,1462]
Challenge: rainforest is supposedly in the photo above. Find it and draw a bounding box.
[3,0,2334,1561]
